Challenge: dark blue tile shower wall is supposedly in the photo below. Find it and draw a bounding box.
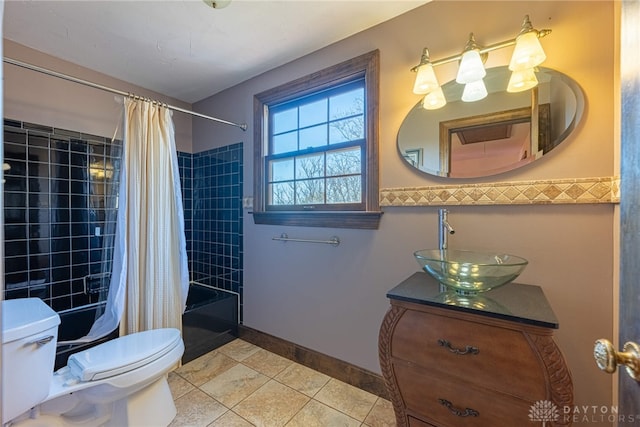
[3,119,244,321]
[3,120,118,312]
[178,143,244,321]
[177,152,194,275]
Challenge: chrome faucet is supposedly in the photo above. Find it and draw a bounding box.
[438,208,455,250]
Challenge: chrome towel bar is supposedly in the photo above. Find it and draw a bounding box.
[272,233,340,247]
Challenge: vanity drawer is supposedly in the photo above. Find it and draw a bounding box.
[395,362,533,427]
[391,308,546,399]
[408,416,436,427]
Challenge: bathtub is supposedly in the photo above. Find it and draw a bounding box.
[55,303,118,370]
[53,283,238,368]
[182,282,239,363]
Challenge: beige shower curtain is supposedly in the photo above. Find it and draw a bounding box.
[118,97,189,334]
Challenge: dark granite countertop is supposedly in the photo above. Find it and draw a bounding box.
[387,272,559,329]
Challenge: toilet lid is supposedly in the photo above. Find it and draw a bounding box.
[67,328,182,382]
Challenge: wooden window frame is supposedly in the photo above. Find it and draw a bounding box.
[252,50,381,229]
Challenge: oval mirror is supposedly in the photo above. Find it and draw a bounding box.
[397,66,584,178]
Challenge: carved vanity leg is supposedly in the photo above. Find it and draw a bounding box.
[527,333,574,427]
[379,305,409,427]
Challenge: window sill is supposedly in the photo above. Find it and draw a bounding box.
[252,211,383,229]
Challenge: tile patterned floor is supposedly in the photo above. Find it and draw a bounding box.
[168,339,396,427]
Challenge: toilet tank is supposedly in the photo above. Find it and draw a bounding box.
[2,298,61,424]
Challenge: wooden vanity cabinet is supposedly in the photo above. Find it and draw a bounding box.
[379,272,573,427]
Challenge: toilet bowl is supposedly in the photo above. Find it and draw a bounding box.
[2,298,184,427]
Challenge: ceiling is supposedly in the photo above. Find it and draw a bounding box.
[3,0,430,104]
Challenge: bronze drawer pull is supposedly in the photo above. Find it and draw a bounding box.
[438,398,480,417]
[437,339,479,355]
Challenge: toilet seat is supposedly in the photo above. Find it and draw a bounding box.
[67,328,182,382]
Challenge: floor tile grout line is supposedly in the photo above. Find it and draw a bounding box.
[224,408,257,427]
[172,339,393,427]
[312,377,379,423]
[302,398,364,426]
[361,396,384,426]
[231,370,372,424]
[269,365,329,399]
[237,355,332,400]
[179,361,371,423]
[239,357,293,381]
[225,373,311,427]
[178,365,370,426]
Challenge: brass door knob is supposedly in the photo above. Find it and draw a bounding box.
[594,339,640,381]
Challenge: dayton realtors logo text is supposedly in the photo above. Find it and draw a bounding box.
[530,400,639,424]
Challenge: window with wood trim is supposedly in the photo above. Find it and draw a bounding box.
[252,50,381,229]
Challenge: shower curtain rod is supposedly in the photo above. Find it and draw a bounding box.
[3,57,248,131]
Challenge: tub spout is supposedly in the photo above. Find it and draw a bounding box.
[438,209,455,250]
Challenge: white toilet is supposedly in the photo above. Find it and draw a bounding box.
[2,298,184,427]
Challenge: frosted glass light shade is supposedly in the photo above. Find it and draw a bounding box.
[413,63,440,94]
[204,0,232,8]
[509,31,546,71]
[422,87,447,110]
[461,80,488,102]
[456,50,486,84]
[507,68,539,92]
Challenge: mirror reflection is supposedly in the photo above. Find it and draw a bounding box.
[398,66,584,178]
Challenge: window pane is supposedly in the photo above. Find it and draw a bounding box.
[326,147,361,177]
[269,182,295,205]
[329,117,364,144]
[295,178,325,204]
[295,154,324,179]
[269,158,294,182]
[255,51,379,223]
[272,131,298,154]
[272,108,298,134]
[327,176,361,203]
[330,88,364,120]
[299,124,327,149]
[299,99,327,128]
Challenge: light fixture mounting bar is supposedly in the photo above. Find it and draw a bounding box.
[412,28,551,71]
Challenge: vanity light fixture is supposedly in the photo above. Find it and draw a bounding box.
[457,33,488,102]
[456,33,487,85]
[412,48,440,95]
[410,14,551,109]
[422,86,447,110]
[509,15,547,71]
[507,67,538,93]
[461,79,488,102]
[203,0,232,9]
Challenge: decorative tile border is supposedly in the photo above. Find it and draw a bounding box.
[380,176,620,207]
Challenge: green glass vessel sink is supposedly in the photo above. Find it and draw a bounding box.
[414,249,528,295]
